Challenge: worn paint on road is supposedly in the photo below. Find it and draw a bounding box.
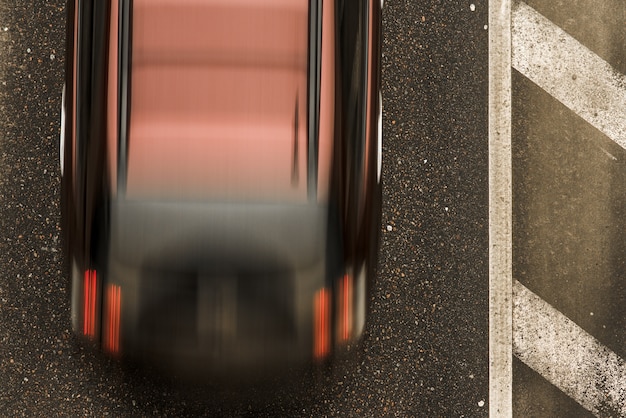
[513,280,626,416]
[509,1,626,416]
[512,1,626,149]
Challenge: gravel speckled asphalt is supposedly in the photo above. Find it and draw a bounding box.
[0,1,489,416]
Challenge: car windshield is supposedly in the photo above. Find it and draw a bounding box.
[123,0,311,202]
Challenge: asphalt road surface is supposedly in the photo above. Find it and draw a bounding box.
[0,1,489,416]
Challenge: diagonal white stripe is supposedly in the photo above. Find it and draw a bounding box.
[513,279,626,416]
[512,1,626,149]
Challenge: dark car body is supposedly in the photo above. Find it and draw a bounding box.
[61,0,382,379]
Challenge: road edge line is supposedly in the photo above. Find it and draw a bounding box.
[489,0,513,416]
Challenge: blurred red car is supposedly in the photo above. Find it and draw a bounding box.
[61,0,382,379]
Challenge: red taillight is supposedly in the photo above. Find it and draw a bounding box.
[103,284,121,355]
[314,287,331,360]
[338,274,353,343]
[83,269,97,338]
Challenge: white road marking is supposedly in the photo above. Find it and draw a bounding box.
[510,2,626,413]
[513,279,626,416]
[488,0,513,416]
[512,1,626,149]
[490,1,626,414]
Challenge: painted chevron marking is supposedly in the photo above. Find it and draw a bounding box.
[512,0,626,149]
[513,279,626,416]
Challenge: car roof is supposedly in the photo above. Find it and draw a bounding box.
[123,0,312,203]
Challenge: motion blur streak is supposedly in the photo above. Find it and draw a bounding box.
[104,284,121,355]
[339,274,352,342]
[314,288,330,360]
[83,270,97,338]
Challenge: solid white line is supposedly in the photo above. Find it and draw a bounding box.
[513,280,626,416]
[512,1,626,149]
[488,0,512,416]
